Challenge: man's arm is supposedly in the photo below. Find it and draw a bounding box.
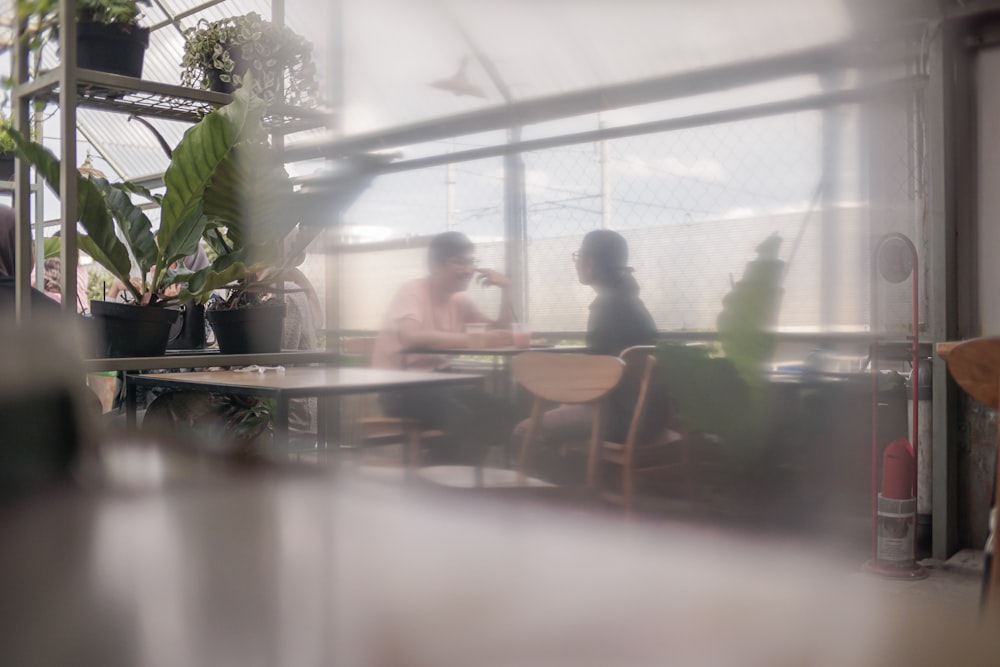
[397,318,469,349]
[473,268,515,328]
[398,314,511,349]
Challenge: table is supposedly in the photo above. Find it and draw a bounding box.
[404,345,588,462]
[2,449,988,666]
[404,345,587,395]
[126,366,484,447]
[83,349,343,372]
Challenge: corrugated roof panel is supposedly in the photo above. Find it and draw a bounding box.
[142,22,187,86]
[76,109,188,180]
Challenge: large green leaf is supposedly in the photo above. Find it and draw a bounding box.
[91,176,158,277]
[42,236,60,259]
[159,81,266,271]
[203,141,295,252]
[7,129,132,283]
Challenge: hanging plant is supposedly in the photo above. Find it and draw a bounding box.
[180,12,318,108]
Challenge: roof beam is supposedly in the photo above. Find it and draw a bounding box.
[285,40,914,161]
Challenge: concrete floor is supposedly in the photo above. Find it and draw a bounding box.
[851,549,985,614]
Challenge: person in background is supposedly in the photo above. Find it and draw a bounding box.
[106,242,209,302]
[511,229,659,479]
[0,204,63,317]
[576,229,658,356]
[371,231,513,370]
[371,231,513,463]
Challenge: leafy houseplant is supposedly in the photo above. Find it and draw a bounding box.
[17,0,151,78]
[7,85,269,355]
[180,12,318,107]
[0,116,16,181]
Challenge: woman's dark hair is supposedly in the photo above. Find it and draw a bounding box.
[428,231,474,268]
[580,229,640,294]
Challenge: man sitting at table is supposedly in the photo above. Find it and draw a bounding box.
[371,231,513,463]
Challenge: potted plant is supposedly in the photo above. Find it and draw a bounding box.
[6,84,265,357]
[17,0,151,79]
[180,12,318,107]
[0,115,16,182]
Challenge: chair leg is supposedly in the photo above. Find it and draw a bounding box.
[405,425,422,468]
[623,464,634,514]
[518,399,545,483]
[586,404,607,489]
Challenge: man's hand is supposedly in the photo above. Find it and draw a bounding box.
[475,268,509,288]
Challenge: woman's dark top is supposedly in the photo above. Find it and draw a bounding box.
[586,288,658,356]
[585,287,662,443]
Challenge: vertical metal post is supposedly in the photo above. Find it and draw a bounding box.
[927,25,960,559]
[58,0,79,312]
[12,5,31,323]
[446,162,456,229]
[600,118,611,229]
[504,127,527,323]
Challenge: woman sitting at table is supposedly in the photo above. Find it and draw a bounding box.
[512,229,659,479]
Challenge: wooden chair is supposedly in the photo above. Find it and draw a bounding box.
[598,345,690,512]
[513,351,626,487]
[944,338,1000,614]
[340,336,442,468]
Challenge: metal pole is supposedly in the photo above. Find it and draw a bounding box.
[600,118,610,229]
[504,127,526,323]
[12,3,31,323]
[446,162,456,229]
[58,0,79,312]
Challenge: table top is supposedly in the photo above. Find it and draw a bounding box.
[2,449,989,666]
[83,349,343,372]
[127,366,484,398]
[406,344,588,356]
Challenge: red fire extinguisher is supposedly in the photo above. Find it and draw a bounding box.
[882,437,914,501]
[869,437,922,575]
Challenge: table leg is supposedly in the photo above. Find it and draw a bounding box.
[125,375,137,430]
[317,396,328,450]
[274,396,289,453]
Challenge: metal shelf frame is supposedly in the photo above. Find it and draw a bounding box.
[9,0,326,325]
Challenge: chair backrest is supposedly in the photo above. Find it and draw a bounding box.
[617,346,658,451]
[512,352,624,404]
[945,338,1000,615]
[946,338,1000,409]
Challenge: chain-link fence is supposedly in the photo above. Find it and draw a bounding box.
[334,93,923,341]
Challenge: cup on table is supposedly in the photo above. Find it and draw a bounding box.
[465,323,487,348]
[512,322,531,348]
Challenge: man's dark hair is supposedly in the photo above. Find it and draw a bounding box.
[428,231,474,268]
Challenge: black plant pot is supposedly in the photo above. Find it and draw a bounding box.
[207,303,287,355]
[207,68,239,95]
[91,300,179,358]
[0,154,13,182]
[166,300,206,350]
[206,52,246,95]
[76,22,150,79]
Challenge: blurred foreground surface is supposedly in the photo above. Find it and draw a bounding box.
[0,441,997,667]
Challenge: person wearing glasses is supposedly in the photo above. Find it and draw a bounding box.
[371,231,514,463]
[512,229,659,481]
[573,229,657,356]
[372,231,513,371]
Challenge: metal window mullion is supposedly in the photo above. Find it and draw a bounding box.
[59,0,78,311]
[12,6,31,322]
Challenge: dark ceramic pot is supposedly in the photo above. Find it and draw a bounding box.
[207,303,287,355]
[90,300,179,358]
